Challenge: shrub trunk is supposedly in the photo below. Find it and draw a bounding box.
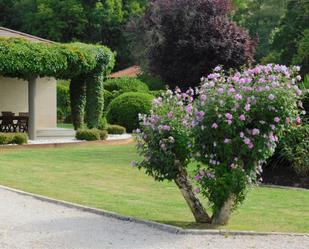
[174,162,211,223]
[211,194,236,225]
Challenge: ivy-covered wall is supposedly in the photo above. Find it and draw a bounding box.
[0,38,115,129]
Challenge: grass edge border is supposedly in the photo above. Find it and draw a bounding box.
[0,184,308,237]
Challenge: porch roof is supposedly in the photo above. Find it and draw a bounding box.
[0,27,53,43]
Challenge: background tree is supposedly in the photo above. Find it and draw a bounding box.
[131,0,255,89]
[267,0,309,74]
[232,0,287,61]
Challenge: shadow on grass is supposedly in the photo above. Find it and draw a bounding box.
[154,220,221,230]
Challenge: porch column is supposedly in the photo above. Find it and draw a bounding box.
[28,77,38,140]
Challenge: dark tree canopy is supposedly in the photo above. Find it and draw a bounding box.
[132,0,255,88]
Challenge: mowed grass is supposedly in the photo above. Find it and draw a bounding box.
[0,144,308,233]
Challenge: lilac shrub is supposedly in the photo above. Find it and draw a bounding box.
[134,64,302,225]
[193,64,303,224]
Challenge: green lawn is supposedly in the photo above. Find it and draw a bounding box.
[57,123,74,129]
[0,144,308,233]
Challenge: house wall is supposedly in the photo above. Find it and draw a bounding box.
[0,76,57,128]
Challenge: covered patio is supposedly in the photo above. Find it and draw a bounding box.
[0,27,58,140]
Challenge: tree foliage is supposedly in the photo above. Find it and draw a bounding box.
[266,0,309,74]
[232,0,287,61]
[131,0,255,89]
[0,0,148,69]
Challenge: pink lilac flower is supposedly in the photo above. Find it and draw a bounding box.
[274,117,280,123]
[245,104,251,112]
[235,94,243,100]
[296,75,302,81]
[244,138,251,145]
[196,111,205,121]
[227,120,233,125]
[200,95,207,102]
[162,125,171,131]
[218,88,224,94]
[225,113,233,120]
[186,105,193,113]
[240,132,245,138]
[194,188,201,194]
[296,116,301,125]
[211,123,218,129]
[214,66,222,71]
[239,115,246,121]
[230,163,237,169]
[270,124,276,130]
[194,175,201,181]
[252,129,260,136]
[248,143,254,149]
[224,138,231,144]
[229,88,236,93]
[285,117,290,124]
[167,111,173,118]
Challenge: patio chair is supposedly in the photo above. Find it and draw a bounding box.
[17,112,29,132]
[1,112,16,132]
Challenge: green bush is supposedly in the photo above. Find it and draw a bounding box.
[57,82,71,123]
[98,116,108,130]
[137,72,165,90]
[0,133,28,145]
[269,125,309,176]
[107,125,126,134]
[107,92,154,132]
[99,130,108,140]
[76,129,100,141]
[12,133,28,144]
[104,77,149,93]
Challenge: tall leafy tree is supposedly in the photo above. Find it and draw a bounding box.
[233,0,287,61]
[270,0,309,73]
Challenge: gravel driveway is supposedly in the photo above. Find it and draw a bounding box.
[0,187,308,249]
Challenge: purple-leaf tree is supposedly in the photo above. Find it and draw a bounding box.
[131,0,255,89]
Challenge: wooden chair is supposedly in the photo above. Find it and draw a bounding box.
[1,112,15,132]
[17,112,29,132]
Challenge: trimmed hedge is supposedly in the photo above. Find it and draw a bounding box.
[99,130,108,140]
[57,82,71,123]
[104,77,149,93]
[106,92,154,132]
[0,133,28,145]
[76,129,100,141]
[107,124,126,134]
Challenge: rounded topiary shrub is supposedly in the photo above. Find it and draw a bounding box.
[99,130,108,140]
[107,124,126,134]
[103,77,149,93]
[107,92,154,132]
[76,129,100,141]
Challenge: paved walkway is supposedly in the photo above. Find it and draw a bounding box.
[0,187,308,249]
